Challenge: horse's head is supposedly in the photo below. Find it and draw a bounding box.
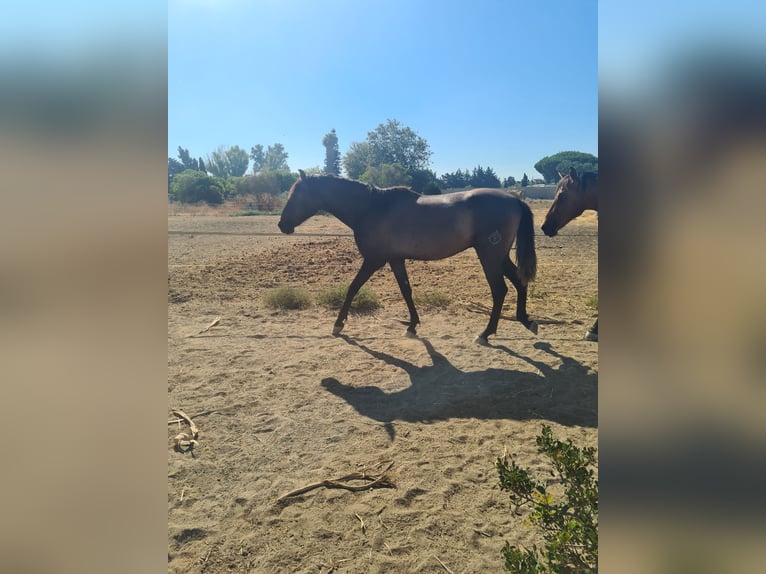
[541,167,589,237]
[278,169,320,234]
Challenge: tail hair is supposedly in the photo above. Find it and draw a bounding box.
[515,200,537,284]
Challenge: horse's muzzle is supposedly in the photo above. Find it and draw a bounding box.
[277,220,294,234]
[541,222,558,237]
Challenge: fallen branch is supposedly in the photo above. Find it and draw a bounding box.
[198,316,221,334]
[434,555,455,574]
[462,300,569,325]
[278,462,395,502]
[170,409,199,453]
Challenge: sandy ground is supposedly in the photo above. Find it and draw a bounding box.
[168,202,598,573]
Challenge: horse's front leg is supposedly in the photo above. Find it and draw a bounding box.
[389,259,420,337]
[333,258,384,336]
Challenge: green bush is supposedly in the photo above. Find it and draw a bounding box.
[170,169,225,205]
[317,285,380,313]
[414,291,450,309]
[496,425,598,573]
[263,286,312,310]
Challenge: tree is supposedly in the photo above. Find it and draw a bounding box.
[322,129,341,175]
[205,145,250,178]
[342,141,372,179]
[359,163,412,188]
[250,144,265,173]
[470,165,501,188]
[343,119,431,179]
[169,147,205,195]
[521,173,529,187]
[439,169,471,189]
[409,168,439,195]
[170,169,225,204]
[534,151,598,183]
[503,176,517,187]
[264,143,290,172]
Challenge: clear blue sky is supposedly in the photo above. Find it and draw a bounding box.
[169,0,597,181]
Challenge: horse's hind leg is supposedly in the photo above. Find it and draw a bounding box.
[503,257,538,334]
[389,259,420,337]
[475,249,508,345]
[333,258,384,336]
[585,319,598,342]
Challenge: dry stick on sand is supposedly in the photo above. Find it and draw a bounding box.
[171,409,199,452]
[277,462,395,502]
[434,555,455,574]
[462,299,569,325]
[188,316,221,337]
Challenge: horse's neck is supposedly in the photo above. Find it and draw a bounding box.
[319,180,369,229]
[584,184,598,212]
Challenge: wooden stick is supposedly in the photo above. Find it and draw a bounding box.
[434,555,455,574]
[277,467,395,502]
[171,409,199,439]
[199,316,221,334]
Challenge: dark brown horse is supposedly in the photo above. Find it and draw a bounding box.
[278,170,538,344]
[541,166,598,341]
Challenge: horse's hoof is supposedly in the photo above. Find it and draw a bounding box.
[332,324,344,336]
[473,335,490,346]
[584,329,598,342]
[404,329,418,339]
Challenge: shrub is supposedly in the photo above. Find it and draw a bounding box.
[263,286,312,310]
[496,425,598,573]
[414,291,450,309]
[170,169,225,205]
[317,285,380,313]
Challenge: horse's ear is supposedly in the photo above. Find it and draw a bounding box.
[569,166,579,180]
[557,170,565,180]
[298,169,307,180]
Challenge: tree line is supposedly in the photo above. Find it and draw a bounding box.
[168,119,597,205]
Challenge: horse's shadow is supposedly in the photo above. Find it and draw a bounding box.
[322,336,597,439]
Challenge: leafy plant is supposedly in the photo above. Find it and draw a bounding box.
[414,291,450,309]
[263,286,312,310]
[496,425,598,573]
[317,285,380,313]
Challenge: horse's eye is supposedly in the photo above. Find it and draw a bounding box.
[558,194,566,203]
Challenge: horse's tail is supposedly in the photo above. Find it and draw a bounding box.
[515,200,537,285]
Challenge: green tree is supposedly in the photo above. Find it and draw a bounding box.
[470,165,501,188]
[343,119,431,179]
[170,169,225,205]
[503,176,517,187]
[264,143,290,172]
[206,145,250,178]
[250,144,265,173]
[359,163,412,188]
[342,141,372,179]
[521,173,529,187]
[439,169,471,189]
[322,129,341,175]
[534,151,598,183]
[409,168,439,194]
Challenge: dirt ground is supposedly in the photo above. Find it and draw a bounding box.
[168,202,598,573]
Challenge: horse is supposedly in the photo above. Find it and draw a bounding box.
[541,166,599,341]
[278,170,538,344]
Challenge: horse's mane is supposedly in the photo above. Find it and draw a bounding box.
[311,174,419,206]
